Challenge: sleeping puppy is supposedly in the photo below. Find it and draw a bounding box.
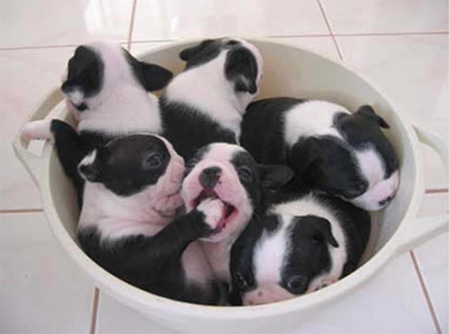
[22,41,173,202]
[229,191,371,306]
[160,38,263,161]
[240,98,400,211]
[181,143,293,285]
[76,134,222,304]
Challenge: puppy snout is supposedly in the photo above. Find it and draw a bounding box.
[378,196,393,207]
[199,167,221,188]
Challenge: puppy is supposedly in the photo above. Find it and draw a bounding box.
[230,191,371,306]
[22,42,173,202]
[160,38,263,161]
[77,134,222,304]
[240,98,400,211]
[181,143,293,285]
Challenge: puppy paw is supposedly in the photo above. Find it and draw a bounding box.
[196,198,225,231]
[21,120,53,140]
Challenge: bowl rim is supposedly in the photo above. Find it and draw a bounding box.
[39,37,425,320]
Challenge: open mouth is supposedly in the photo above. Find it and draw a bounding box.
[191,188,237,232]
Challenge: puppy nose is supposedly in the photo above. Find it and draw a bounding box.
[199,167,221,188]
[378,196,393,207]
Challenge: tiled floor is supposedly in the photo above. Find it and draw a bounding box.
[0,0,448,333]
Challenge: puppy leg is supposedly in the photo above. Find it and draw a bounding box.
[79,201,224,304]
[21,120,53,140]
[50,120,92,205]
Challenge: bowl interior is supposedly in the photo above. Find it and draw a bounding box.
[48,40,418,303]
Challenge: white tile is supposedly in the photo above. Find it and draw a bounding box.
[415,193,449,334]
[0,0,133,49]
[0,48,75,210]
[266,37,340,61]
[131,0,329,42]
[320,0,448,34]
[96,291,178,334]
[337,35,448,189]
[0,212,95,333]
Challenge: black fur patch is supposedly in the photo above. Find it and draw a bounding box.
[160,97,236,161]
[78,208,221,305]
[61,45,104,101]
[122,49,173,91]
[241,97,305,164]
[225,47,258,94]
[334,107,399,178]
[79,135,171,196]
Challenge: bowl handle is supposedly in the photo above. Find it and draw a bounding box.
[396,125,448,253]
[12,88,65,188]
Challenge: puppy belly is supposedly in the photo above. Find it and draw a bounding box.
[181,242,215,287]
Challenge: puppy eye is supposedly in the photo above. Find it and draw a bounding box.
[144,153,162,169]
[286,275,308,294]
[238,166,253,182]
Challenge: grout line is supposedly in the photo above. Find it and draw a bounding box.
[315,0,343,60]
[90,288,100,334]
[126,0,138,51]
[0,31,447,52]
[0,42,129,52]
[409,251,442,334]
[0,208,43,214]
[425,188,449,194]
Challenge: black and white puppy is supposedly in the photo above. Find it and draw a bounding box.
[22,42,173,201]
[181,143,293,284]
[230,191,371,305]
[240,98,400,211]
[160,38,263,161]
[76,134,222,304]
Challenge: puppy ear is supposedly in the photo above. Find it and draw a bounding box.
[135,62,173,91]
[258,164,293,190]
[123,49,173,91]
[179,39,215,61]
[225,48,258,94]
[314,217,339,248]
[356,105,390,129]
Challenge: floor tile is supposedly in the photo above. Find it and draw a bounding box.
[415,193,449,334]
[131,0,328,42]
[337,34,448,189]
[0,212,95,333]
[0,47,75,210]
[96,291,178,334]
[320,0,448,34]
[0,0,133,49]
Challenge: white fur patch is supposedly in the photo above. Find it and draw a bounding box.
[272,194,347,291]
[21,120,53,140]
[73,42,162,135]
[284,100,350,147]
[165,40,262,140]
[253,215,290,285]
[79,149,97,167]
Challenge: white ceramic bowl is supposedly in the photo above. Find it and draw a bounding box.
[14,39,448,333]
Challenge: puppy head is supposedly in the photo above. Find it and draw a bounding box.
[179,38,263,98]
[78,134,185,214]
[181,143,292,243]
[61,42,172,113]
[230,214,339,306]
[290,106,399,211]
